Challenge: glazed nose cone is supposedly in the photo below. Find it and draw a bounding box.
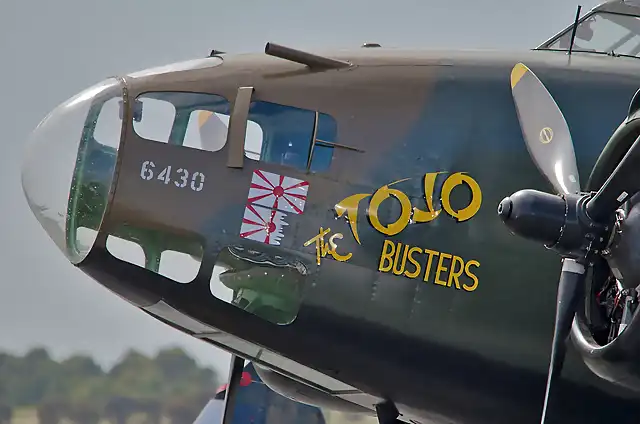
[21,77,123,263]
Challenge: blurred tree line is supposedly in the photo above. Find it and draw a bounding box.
[0,347,220,424]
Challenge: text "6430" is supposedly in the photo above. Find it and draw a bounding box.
[139,160,205,192]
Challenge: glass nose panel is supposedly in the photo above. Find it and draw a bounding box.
[21,77,123,263]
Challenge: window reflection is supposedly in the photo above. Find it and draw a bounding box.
[246,101,336,173]
[545,12,640,57]
[210,246,308,325]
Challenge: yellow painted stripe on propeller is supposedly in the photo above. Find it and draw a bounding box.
[511,63,529,89]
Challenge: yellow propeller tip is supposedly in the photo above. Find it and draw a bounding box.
[511,63,529,89]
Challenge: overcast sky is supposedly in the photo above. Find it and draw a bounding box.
[0,0,601,376]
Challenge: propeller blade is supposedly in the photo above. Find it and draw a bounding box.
[585,134,640,222]
[510,63,581,195]
[540,258,586,424]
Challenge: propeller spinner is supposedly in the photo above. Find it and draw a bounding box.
[498,63,640,424]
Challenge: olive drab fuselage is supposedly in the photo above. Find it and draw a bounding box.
[20,28,640,424]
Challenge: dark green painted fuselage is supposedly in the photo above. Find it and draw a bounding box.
[22,42,640,424]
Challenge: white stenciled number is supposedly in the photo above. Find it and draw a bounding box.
[157,166,172,184]
[141,161,205,192]
[191,172,205,191]
[140,160,155,180]
[175,168,189,188]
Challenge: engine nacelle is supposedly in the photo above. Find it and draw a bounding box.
[572,306,640,391]
[569,94,640,391]
[571,197,640,391]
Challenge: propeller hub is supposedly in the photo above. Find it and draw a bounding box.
[497,197,512,221]
[500,189,567,247]
[500,189,607,258]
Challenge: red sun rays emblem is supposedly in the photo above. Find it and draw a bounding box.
[239,170,309,246]
[246,169,309,215]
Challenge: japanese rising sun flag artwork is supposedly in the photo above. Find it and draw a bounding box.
[239,203,288,245]
[239,169,310,245]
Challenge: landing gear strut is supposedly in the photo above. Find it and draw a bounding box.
[221,355,245,424]
[375,399,402,424]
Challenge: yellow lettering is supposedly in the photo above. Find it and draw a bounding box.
[423,249,440,283]
[448,256,465,289]
[378,239,396,272]
[434,252,452,286]
[463,260,480,292]
[334,193,371,245]
[335,171,482,242]
[328,233,353,262]
[378,241,480,293]
[392,243,409,275]
[440,172,482,222]
[304,228,352,265]
[403,247,422,279]
[367,180,413,236]
[320,235,331,257]
[413,172,443,223]
[304,227,331,265]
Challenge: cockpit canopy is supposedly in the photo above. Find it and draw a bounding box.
[537,0,640,59]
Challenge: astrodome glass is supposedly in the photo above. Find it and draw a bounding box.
[21,77,124,263]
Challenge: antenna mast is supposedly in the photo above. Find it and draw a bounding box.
[568,5,583,55]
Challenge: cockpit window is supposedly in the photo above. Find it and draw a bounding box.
[543,12,640,58]
[245,101,336,173]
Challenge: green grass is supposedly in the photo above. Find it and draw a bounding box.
[11,408,37,424]
[12,406,378,424]
[9,407,174,424]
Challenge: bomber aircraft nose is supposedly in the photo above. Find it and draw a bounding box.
[21,77,124,264]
